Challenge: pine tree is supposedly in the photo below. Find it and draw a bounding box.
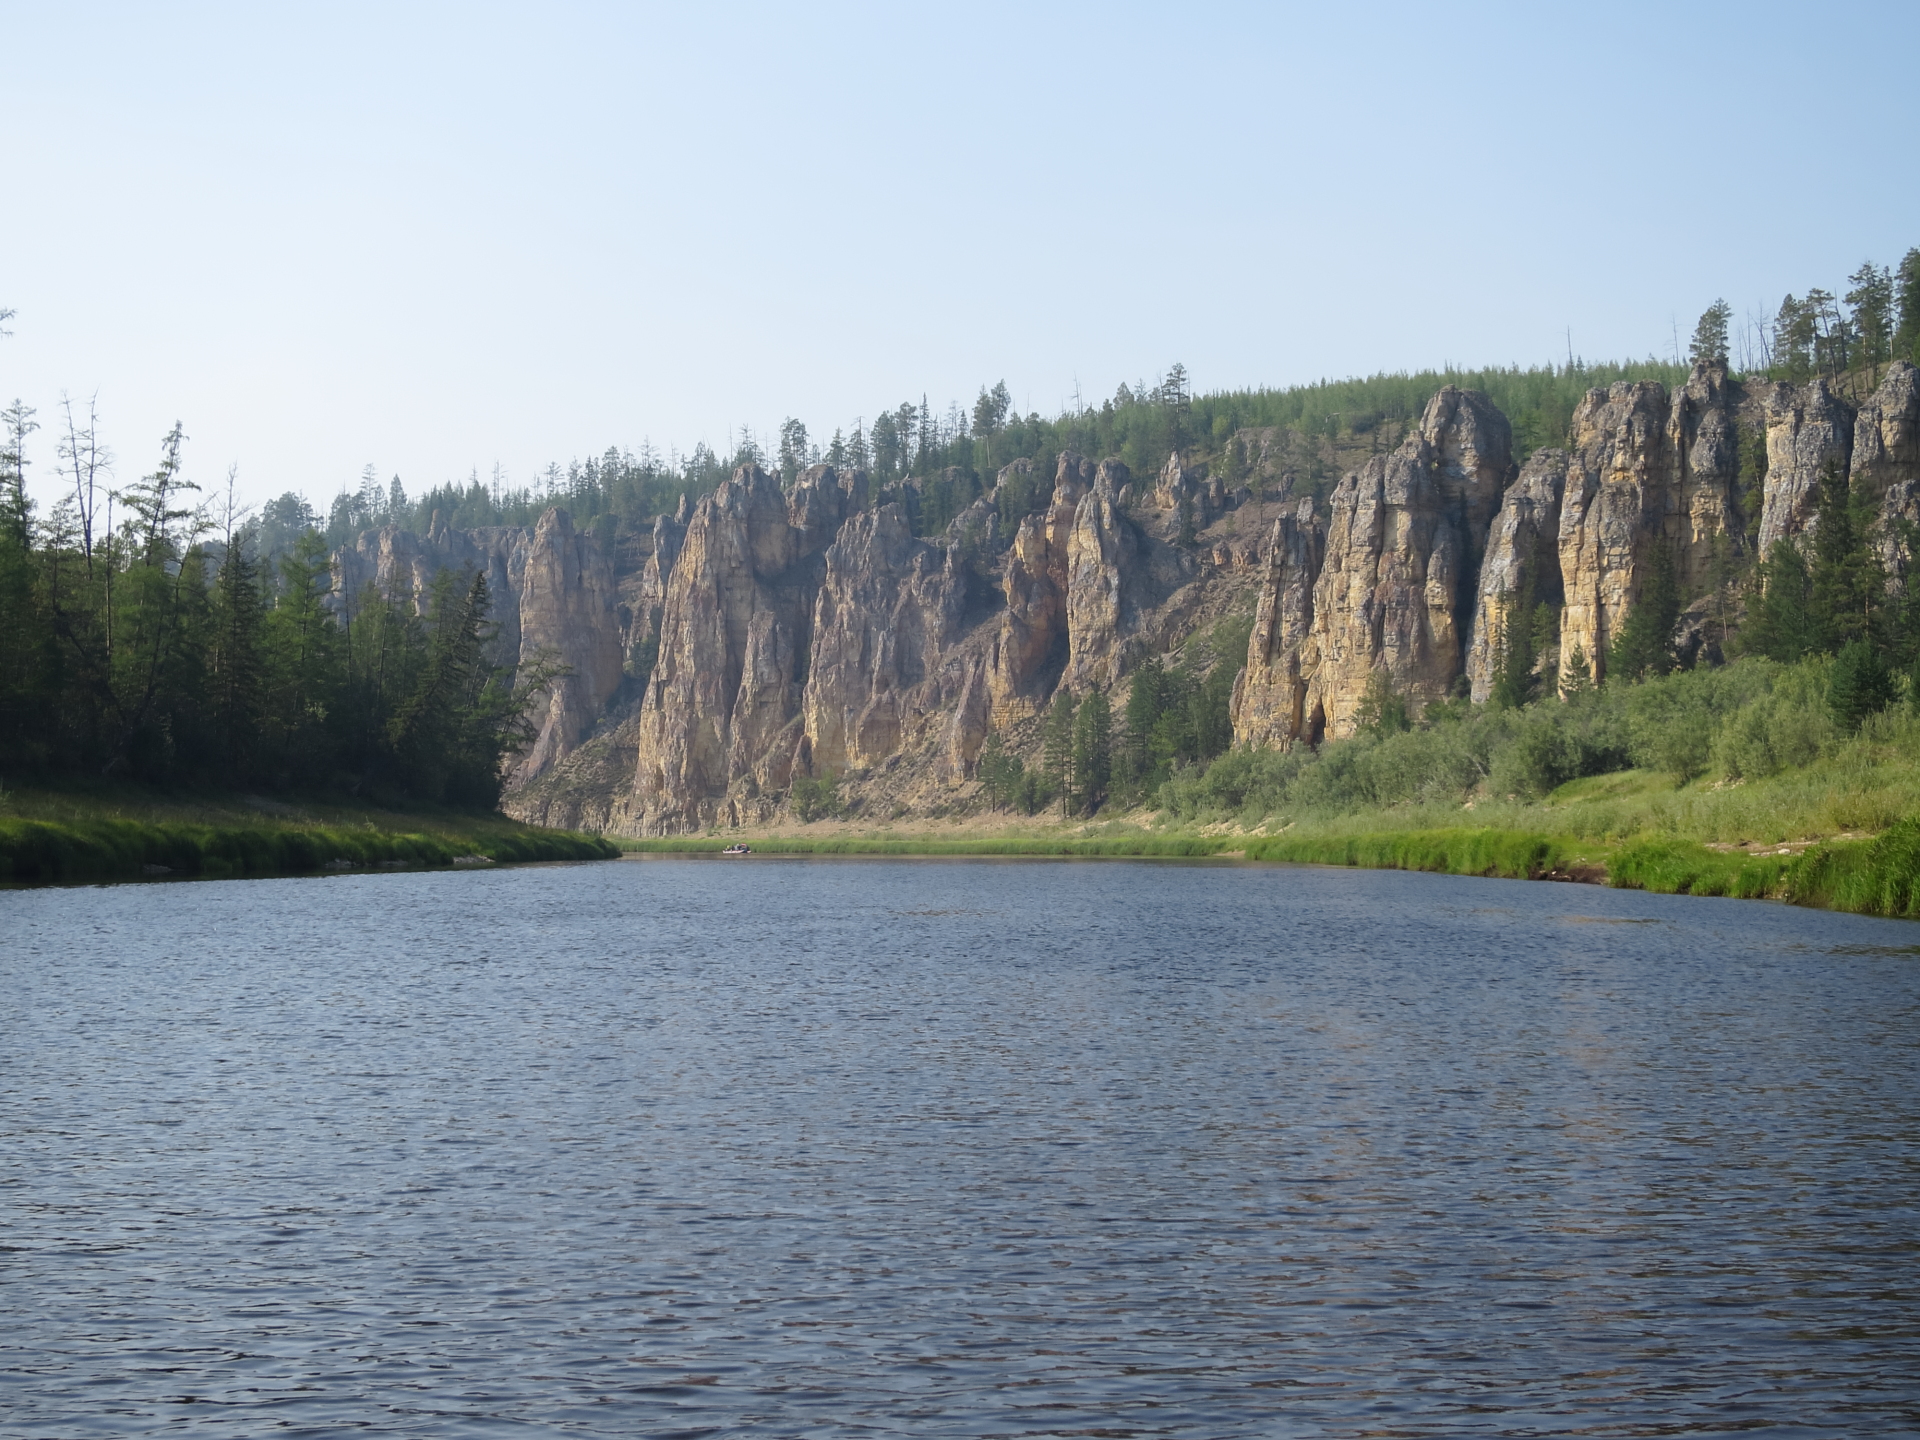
[1846,262,1895,377]
[777,418,809,483]
[1071,689,1112,814]
[1829,638,1896,731]
[1688,299,1732,368]
[1739,540,1820,663]
[209,534,266,770]
[1353,669,1410,734]
[1807,459,1886,651]
[1895,249,1920,364]
[1605,545,1680,682]
[1042,688,1078,815]
[1776,294,1814,382]
[1489,588,1535,708]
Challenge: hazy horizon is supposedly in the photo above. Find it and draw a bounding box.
[4,0,1917,512]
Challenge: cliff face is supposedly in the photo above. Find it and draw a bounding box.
[1852,361,1920,570]
[1301,387,1514,734]
[1228,498,1323,747]
[329,359,1920,835]
[1465,450,1567,703]
[802,503,969,776]
[1061,462,1140,694]
[331,506,624,787]
[1756,376,1854,551]
[507,508,625,787]
[627,465,826,832]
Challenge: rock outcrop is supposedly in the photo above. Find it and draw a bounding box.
[630,510,684,652]
[802,504,968,776]
[1554,381,1675,687]
[985,453,1095,723]
[628,465,834,833]
[1853,361,1920,570]
[326,360,1920,836]
[1061,462,1140,693]
[1756,376,1854,552]
[1465,450,1567,703]
[507,508,625,786]
[1228,498,1323,747]
[1665,362,1744,593]
[1299,387,1514,734]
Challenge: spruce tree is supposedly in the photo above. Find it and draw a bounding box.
[1688,300,1732,368]
[1807,460,1884,651]
[1072,689,1112,814]
[1739,541,1819,662]
[1895,249,1920,364]
[1042,688,1078,816]
[1830,639,1896,731]
[1490,588,1536,709]
[1605,546,1679,682]
[209,535,266,771]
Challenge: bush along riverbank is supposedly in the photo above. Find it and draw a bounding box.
[0,784,618,885]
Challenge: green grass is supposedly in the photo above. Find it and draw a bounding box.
[614,834,1231,858]
[614,808,1920,922]
[0,779,618,885]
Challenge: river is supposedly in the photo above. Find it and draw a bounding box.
[4,857,1918,1436]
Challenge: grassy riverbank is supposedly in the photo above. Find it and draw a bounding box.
[0,779,618,884]
[612,745,1920,921]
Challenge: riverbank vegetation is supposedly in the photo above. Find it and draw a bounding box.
[0,780,616,884]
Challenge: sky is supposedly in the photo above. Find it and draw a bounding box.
[3,0,1917,512]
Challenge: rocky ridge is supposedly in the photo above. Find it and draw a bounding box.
[333,360,1920,832]
[1231,360,1920,746]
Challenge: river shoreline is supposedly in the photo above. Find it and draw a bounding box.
[612,824,1920,921]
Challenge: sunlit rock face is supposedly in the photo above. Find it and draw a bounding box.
[1297,386,1515,737]
[1229,498,1324,748]
[507,508,625,788]
[1852,361,1920,573]
[627,465,822,834]
[802,503,969,777]
[1465,450,1567,704]
[1554,380,1675,688]
[1754,375,1855,553]
[1062,462,1142,695]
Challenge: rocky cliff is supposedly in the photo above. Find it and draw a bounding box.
[1234,360,1920,746]
[327,358,1920,832]
[1227,388,1515,742]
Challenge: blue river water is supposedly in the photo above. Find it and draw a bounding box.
[3,856,1918,1437]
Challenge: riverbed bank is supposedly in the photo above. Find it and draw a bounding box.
[613,814,1920,920]
[0,781,619,884]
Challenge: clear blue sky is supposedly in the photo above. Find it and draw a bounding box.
[3,0,1916,510]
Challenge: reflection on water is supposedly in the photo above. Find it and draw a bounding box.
[4,858,1918,1436]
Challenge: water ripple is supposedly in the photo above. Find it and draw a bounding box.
[3,859,1918,1435]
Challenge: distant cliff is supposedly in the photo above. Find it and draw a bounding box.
[335,360,1920,832]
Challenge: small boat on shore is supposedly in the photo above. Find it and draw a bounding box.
[721,843,753,856]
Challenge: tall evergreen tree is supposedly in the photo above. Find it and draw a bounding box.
[1042,688,1078,816]
[1688,299,1732,368]
[1071,689,1112,814]
[1846,262,1895,376]
[209,533,265,770]
[1895,249,1920,364]
[1808,460,1886,650]
[1606,545,1680,682]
